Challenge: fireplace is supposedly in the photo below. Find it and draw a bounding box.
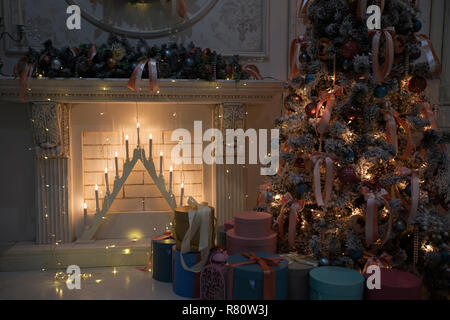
[0,77,282,269]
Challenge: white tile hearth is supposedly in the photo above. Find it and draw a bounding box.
[0,266,187,300]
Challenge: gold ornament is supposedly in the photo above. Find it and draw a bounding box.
[111,42,126,61]
[317,38,332,61]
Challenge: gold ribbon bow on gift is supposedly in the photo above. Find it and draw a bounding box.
[369,27,394,85]
[278,192,305,249]
[380,104,415,160]
[127,58,159,93]
[362,251,392,274]
[361,187,393,246]
[311,152,337,207]
[395,167,423,224]
[179,196,212,273]
[315,87,344,135]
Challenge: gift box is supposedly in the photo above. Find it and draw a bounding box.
[280,253,318,300]
[174,202,215,252]
[216,225,227,247]
[172,247,204,298]
[309,266,365,300]
[227,252,288,300]
[364,268,422,300]
[152,237,176,282]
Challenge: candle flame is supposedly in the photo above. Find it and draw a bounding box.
[84,202,87,209]
[114,152,118,157]
[125,134,129,141]
[170,166,173,172]
[160,151,163,156]
[95,184,98,191]
[137,122,140,128]
[149,133,152,139]
[181,182,184,188]
[105,167,108,173]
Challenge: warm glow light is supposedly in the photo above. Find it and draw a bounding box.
[137,122,140,128]
[160,151,163,156]
[83,202,87,209]
[125,134,129,141]
[114,152,118,157]
[149,133,152,139]
[181,182,184,188]
[112,267,117,275]
[274,194,281,201]
[122,248,131,254]
[170,166,173,172]
[104,167,108,173]
[95,184,98,191]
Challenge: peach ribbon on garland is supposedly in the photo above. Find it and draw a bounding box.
[380,105,414,160]
[87,44,97,66]
[136,230,174,272]
[361,187,393,246]
[242,64,263,80]
[311,152,336,207]
[315,87,344,135]
[227,252,284,300]
[362,251,392,274]
[395,167,422,224]
[14,57,34,102]
[356,0,385,20]
[278,192,305,248]
[127,58,159,93]
[369,28,394,85]
[289,35,306,79]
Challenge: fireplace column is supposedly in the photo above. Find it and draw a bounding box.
[30,102,72,244]
[214,102,247,226]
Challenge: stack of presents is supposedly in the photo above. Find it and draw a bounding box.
[151,197,422,300]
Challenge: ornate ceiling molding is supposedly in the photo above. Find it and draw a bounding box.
[0,78,283,104]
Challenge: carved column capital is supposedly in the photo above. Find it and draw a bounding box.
[30,102,71,158]
[215,102,246,131]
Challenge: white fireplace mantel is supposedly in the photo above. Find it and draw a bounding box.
[0,77,284,245]
[0,77,283,104]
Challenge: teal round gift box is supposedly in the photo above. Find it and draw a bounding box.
[152,238,175,282]
[216,225,227,247]
[227,252,288,300]
[309,266,365,300]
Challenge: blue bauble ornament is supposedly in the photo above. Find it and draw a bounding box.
[404,183,412,197]
[296,184,307,198]
[342,59,352,71]
[164,49,172,57]
[50,58,62,71]
[374,85,388,98]
[300,53,311,63]
[440,249,450,263]
[305,74,314,84]
[319,257,330,266]
[349,250,363,260]
[185,57,194,67]
[267,191,273,202]
[395,220,406,232]
[413,20,422,32]
[345,151,355,162]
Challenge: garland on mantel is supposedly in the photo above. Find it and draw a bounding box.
[14,33,262,100]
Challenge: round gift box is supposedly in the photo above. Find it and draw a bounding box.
[152,238,176,282]
[227,252,288,300]
[287,261,316,300]
[216,225,227,247]
[172,247,202,298]
[226,229,277,256]
[234,211,272,238]
[309,266,365,300]
[364,268,422,300]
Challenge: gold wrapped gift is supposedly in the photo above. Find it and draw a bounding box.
[174,199,216,253]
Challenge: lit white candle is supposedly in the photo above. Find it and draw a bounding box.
[137,122,140,146]
[169,166,173,192]
[159,151,163,176]
[83,202,88,228]
[180,182,184,206]
[125,134,129,161]
[114,152,119,179]
[149,133,153,159]
[17,0,24,25]
[104,168,110,194]
[95,184,99,212]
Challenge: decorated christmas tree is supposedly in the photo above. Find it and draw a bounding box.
[263,0,449,299]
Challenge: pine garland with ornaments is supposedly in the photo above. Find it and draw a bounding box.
[264,0,449,299]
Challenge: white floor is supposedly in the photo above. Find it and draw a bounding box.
[0,266,188,300]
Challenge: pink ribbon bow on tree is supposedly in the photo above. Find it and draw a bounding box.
[380,105,415,160]
[315,87,344,135]
[311,152,336,207]
[361,187,393,246]
[278,192,305,249]
[395,167,423,224]
[369,28,394,85]
[127,58,159,93]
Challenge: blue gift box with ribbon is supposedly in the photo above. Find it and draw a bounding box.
[226,252,288,300]
[152,238,175,282]
[309,266,365,300]
[172,247,202,298]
